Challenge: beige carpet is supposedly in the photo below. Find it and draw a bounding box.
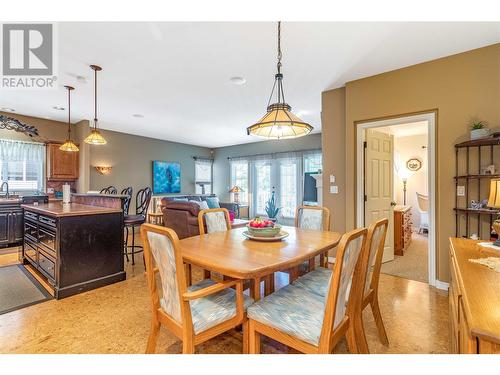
[381,232,429,283]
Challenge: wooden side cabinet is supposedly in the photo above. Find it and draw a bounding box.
[46,142,79,181]
[394,205,412,256]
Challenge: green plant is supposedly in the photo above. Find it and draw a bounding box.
[265,187,281,219]
[471,121,486,130]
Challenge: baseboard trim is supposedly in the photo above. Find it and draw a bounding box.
[434,280,449,291]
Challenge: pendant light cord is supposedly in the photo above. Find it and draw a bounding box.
[277,21,282,74]
[67,87,71,139]
[94,67,98,130]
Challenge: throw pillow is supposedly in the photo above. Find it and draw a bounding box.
[205,197,220,209]
[172,197,188,202]
[199,200,209,210]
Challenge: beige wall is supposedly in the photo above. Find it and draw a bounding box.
[322,43,500,282]
[88,128,211,212]
[0,111,69,142]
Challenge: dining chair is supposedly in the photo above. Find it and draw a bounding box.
[247,227,368,354]
[120,186,133,216]
[100,185,117,194]
[140,224,252,354]
[416,192,429,234]
[280,206,331,288]
[124,187,152,266]
[361,218,389,346]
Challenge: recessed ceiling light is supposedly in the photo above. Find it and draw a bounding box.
[52,106,65,111]
[76,75,87,84]
[132,114,144,118]
[1,107,15,112]
[229,76,246,85]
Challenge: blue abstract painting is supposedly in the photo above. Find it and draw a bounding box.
[153,161,181,194]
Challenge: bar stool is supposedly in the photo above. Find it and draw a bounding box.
[120,187,133,215]
[100,186,117,194]
[124,187,152,265]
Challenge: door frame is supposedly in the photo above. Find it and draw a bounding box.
[355,112,438,288]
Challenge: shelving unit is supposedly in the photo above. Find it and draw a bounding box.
[455,137,500,239]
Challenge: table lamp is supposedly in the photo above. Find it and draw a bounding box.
[228,186,244,204]
[487,178,500,246]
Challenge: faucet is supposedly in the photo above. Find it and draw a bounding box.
[0,182,9,199]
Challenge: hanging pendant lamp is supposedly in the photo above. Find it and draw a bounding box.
[247,22,313,139]
[60,85,79,152]
[84,64,107,145]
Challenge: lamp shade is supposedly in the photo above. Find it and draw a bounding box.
[247,103,312,139]
[487,179,500,208]
[84,129,107,145]
[59,140,79,152]
[229,186,244,193]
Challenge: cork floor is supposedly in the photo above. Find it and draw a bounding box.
[0,248,449,354]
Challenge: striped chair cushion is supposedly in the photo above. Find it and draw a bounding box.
[162,279,253,334]
[247,283,327,346]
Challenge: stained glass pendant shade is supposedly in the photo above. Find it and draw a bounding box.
[84,64,107,145]
[59,85,79,152]
[247,22,313,139]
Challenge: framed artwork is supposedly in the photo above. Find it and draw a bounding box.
[152,161,181,194]
[406,158,422,172]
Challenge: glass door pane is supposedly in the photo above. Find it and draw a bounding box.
[254,161,271,216]
[280,161,297,218]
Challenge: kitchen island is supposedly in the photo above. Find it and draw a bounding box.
[21,199,126,299]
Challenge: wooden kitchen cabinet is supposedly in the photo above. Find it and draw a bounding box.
[46,142,79,181]
[449,238,500,354]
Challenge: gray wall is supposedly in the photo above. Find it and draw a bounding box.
[213,133,322,201]
[89,128,211,212]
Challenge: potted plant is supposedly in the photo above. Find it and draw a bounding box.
[265,188,281,223]
[470,121,490,140]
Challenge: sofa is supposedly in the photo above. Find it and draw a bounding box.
[160,195,239,239]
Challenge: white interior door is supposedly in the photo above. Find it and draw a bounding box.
[365,129,395,262]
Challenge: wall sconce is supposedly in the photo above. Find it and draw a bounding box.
[94,166,112,175]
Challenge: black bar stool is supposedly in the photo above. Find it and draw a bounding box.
[124,187,152,265]
[100,186,117,194]
[120,187,133,215]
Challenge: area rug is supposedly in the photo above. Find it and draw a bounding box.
[380,232,429,283]
[0,264,52,315]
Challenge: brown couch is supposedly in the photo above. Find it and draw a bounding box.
[161,200,201,239]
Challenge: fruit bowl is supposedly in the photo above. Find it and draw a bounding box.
[247,218,281,237]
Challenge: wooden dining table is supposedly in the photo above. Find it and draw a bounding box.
[179,226,342,301]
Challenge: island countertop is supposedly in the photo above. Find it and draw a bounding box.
[21,202,122,217]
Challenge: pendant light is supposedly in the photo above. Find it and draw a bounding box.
[247,22,313,139]
[84,64,107,145]
[59,85,79,152]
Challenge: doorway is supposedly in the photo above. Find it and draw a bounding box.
[356,112,437,286]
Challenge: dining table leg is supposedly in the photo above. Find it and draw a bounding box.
[251,276,261,301]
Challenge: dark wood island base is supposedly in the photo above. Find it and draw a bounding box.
[22,200,126,299]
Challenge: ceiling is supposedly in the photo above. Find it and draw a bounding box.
[1,22,499,148]
[377,121,428,138]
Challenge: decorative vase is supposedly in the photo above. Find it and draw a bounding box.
[268,217,277,223]
[470,128,490,140]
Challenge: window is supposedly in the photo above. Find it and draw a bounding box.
[254,161,271,216]
[194,158,213,194]
[279,160,298,218]
[304,152,322,173]
[230,160,249,204]
[0,140,45,192]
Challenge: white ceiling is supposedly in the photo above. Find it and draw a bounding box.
[1,22,499,148]
[377,121,429,138]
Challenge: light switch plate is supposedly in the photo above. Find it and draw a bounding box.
[329,175,335,183]
[330,185,339,194]
[457,186,465,197]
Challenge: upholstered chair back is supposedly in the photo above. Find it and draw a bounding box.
[198,208,231,235]
[295,206,331,231]
[364,219,389,294]
[141,225,186,324]
[320,227,367,341]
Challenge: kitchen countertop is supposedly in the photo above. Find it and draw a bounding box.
[71,193,129,199]
[21,202,122,217]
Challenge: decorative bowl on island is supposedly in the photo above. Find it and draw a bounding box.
[246,217,281,237]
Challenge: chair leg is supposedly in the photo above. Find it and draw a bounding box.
[146,319,160,354]
[131,227,136,265]
[288,267,298,284]
[248,320,261,354]
[242,319,249,354]
[345,325,358,354]
[354,313,369,354]
[182,338,195,354]
[185,264,192,286]
[370,295,389,345]
[203,269,211,279]
[124,226,129,262]
[319,253,325,268]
